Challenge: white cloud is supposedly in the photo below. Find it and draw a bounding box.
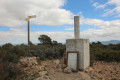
[0,0,73,27]
[0,31,74,44]
[93,2,106,9]
[102,0,120,17]
[9,28,26,32]
[107,0,120,6]
[0,0,120,44]
[1,16,120,45]
[81,27,120,41]
[92,0,120,17]
[65,27,74,31]
[81,18,120,28]
[80,16,120,41]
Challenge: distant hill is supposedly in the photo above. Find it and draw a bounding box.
[101,40,120,45]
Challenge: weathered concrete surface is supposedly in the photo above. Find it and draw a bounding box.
[66,39,90,70]
[74,16,80,39]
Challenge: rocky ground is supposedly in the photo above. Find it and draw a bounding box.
[85,61,120,80]
[17,57,120,80]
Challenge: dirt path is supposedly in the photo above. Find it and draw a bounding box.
[40,59,91,80]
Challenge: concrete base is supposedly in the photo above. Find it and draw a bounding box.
[66,39,90,70]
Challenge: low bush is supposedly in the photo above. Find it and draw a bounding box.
[90,42,120,65]
[36,57,41,64]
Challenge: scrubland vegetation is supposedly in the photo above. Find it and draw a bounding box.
[0,35,120,80]
[90,42,120,66]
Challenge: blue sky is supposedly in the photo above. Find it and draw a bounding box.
[0,0,120,44]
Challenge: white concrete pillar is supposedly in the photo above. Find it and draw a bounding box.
[74,16,80,39]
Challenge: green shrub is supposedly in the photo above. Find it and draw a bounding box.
[90,42,120,64]
[8,64,19,79]
[36,57,41,64]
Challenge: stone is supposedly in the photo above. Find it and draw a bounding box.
[57,68,62,72]
[39,66,45,71]
[64,67,72,74]
[43,76,50,79]
[39,71,48,76]
[53,59,60,65]
[19,57,38,67]
[84,67,93,73]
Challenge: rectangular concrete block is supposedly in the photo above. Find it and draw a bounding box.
[66,39,90,70]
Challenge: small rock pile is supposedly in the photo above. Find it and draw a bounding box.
[41,59,63,75]
[17,57,51,80]
[64,67,72,74]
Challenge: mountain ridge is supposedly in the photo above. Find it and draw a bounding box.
[100,40,120,45]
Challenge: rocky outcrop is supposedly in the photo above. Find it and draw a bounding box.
[17,57,50,80]
[17,57,120,80]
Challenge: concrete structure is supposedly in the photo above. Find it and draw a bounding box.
[66,16,90,70]
[74,16,80,39]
